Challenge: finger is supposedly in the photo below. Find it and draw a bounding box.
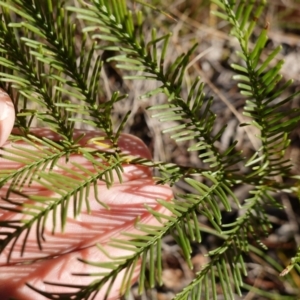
[0,182,173,300]
[2,128,152,181]
[0,192,172,300]
[1,244,142,300]
[0,89,15,147]
[0,179,172,263]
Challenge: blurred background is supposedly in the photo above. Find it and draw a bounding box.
[107,1,300,299]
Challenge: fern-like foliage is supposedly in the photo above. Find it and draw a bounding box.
[0,0,299,299]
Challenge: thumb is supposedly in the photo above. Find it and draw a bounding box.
[0,89,15,147]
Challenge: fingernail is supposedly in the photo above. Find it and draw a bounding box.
[0,90,15,147]
[0,100,13,120]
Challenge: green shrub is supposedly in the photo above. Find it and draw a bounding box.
[0,0,300,299]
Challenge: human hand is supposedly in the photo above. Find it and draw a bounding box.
[0,91,173,299]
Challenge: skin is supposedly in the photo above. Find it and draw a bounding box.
[0,92,173,299]
[0,89,15,148]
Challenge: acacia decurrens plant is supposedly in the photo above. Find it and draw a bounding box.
[0,0,300,299]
